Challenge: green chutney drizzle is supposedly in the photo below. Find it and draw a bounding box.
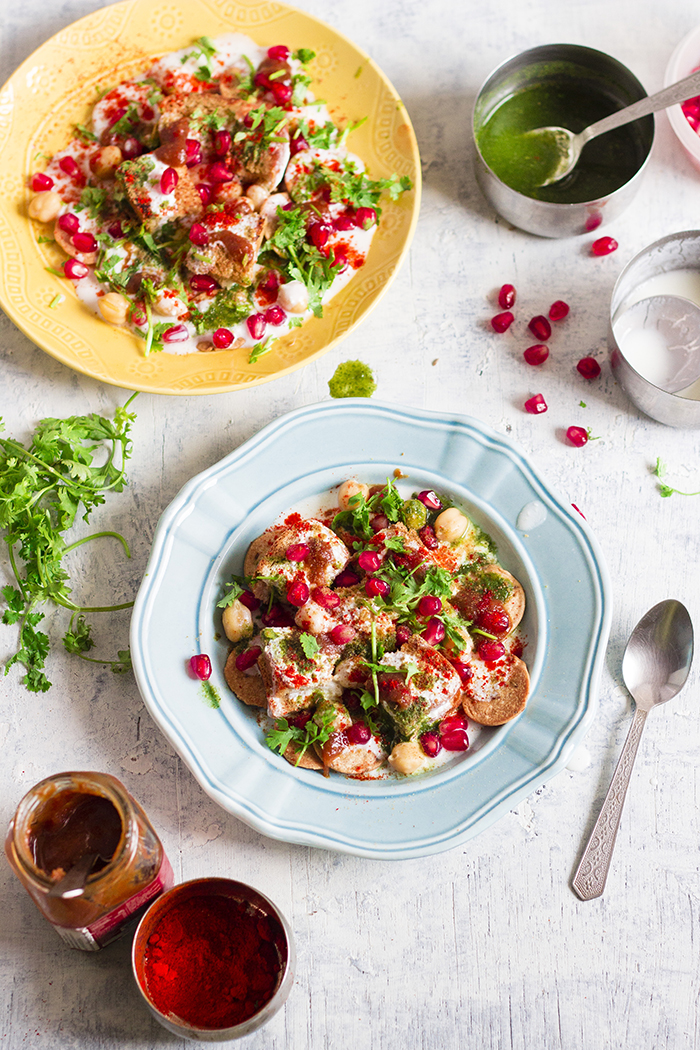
[477,80,649,203]
[201,681,221,709]
[328,360,377,398]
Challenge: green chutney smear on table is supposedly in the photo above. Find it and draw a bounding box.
[477,79,647,202]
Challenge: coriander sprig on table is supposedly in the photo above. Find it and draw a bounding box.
[0,395,137,692]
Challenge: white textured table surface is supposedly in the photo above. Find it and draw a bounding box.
[2,1,700,1047]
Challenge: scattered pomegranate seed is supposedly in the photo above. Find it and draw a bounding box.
[271,81,293,105]
[358,550,382,572]
[577,356,601,379]
[286,579,310,607]
[290,131,309,155]
[365,577,390,599]
[162,325,189,343]
[571,503,586,519]
[263,305,285,326]
[591,236,618,256]
[498,283,516,309]
[330,624,356,645]
[214,130,231,155]
[566,426,589,447]
[312,586,341,609]
[107,221,124,239]
[261,604,293,628]
[247,313,267,340]
[238,590,260,610]
[418,595,442,617]
[72,231,97,253]
[334,568,360,588]
[288,710,313,729]
[235,646,262,671]
[416,489,442,511]
[185,139,201,166]
[190,274,218,293]
[395,624,413,645]
[122,137,142,159]
[523,343,549,366]
[189,223,209,247]
[479,639,505,663]
[31,172,54,191]
[208,161,233,183]
[189,654,212,680]
[211,328,232,348]
[197,184,212,205]
[347,721,371,745]
[491,311,514,333]
[528,315,551,341]
[286,542,310,562]
[267,44,290,61]
[549,299,570,321]
[418,524,439,550]
[64,259,89,279]
[58,213,80,234]
[422,617,445,646]
[477,606,510,634]
[59,156,80,178]
[160,167,178,194]
[420,731,442,758]
[308,222,332,249]
[332,249,348,273]
[334,214,355,231]
[440,728,469,751]
[450,659,473,685]
[371,514,389,532]
[441,713,469,734]
[259,270,281,294]
[524,393,547,414]
[355,206,377,230]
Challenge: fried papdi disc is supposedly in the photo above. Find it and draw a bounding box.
[223,649,267,707]
[283,741,324,770]
[461,654,530,726]
[483,565,526,631]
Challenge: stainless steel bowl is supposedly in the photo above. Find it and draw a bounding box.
[609,230,700,427]
[472,44,654,238]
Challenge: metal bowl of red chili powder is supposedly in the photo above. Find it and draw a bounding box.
[132,878,294,1040]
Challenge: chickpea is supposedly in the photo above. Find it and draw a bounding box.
[388,741,428,776]
[28,191,62,223]
[222,599,254,643]
[246,183,270,210]
[90,145,122,179]
[434,507,472,544]
[338,479,370,510]
[98,292,130,326]
[277,279,308,314]
[260,192,290,238]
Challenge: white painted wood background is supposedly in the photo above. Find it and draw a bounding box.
[2,0,700,1047]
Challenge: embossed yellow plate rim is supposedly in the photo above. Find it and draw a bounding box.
[0,0,420,395]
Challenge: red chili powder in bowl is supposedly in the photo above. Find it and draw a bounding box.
[142,893,285,1029]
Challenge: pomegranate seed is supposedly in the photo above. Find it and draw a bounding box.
[59,156,80,178]
[286,542,310,562]
[491,311,514,333]
[395,623,413,645]
[214,130,231,155]
[235,646,262,671]
[162,325,189,343]
[566,425,589,447]
[261,604,293,628]
[332,249,348,273]
[189,223,209,247]
[271,82,293,105]
[212,327,234,348]
[288,710,313,729]
[32,172,54,191]
[238,590,260,610]
[523,344,549,366]
[355,207,376,230]
[416,489,442,511]
[190,273,218,293]
[334,214,355,231]
[72,231,97,253]
[107,221,124,239]
[549,299,569,321]
[290,131,309,155]
[160,167,178,194]
[246,313,266,340]
[420,731,442,758]
[197,184,212,205]
[498,283,516,309]
[185,139,202,167]
[450,659,473,685]
[524,393,547,414]
[264,305,286,325]
[479,639,505,663]
[441,713,469,734]
[347,721,371,745]
[365,576,390,599]
[528,315,551,341]
[572,503,586,519]
[131,309,147,326]
[371,514,389,532]
[418,524,439,550]
[477,607,510,634]
[260,270,280,294]
[334,569,360,588]
[58,213,80,234]
[422,617,445,646]
[287,579,310,606]
[189,654,212,680]
[577,356,601,379]
[122,137,142,159]
[312,586,341,609]
[418,595,442,617]
[267,44,290,61]
[440,728,469,751]
[209,161,233,183]
[308,222,332,249]
[254,71,272,92]
[330,624,356,645]
[591,236,618,256]
[64,259,89,279]
[358,550,381,572]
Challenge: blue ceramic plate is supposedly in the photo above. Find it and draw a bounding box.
[131,401,612,859]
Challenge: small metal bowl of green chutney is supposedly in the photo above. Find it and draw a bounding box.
[472,44,654,238]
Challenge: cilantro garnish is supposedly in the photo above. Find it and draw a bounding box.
[653,457,700,498]
[265,702,335,764]
[74,123,98,143]
[181,36,218,82]
[249,336,276,364]
[300,632,320,659]
[293,48,316,64]
[77,186,108,219]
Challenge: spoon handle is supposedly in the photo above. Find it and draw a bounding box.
[581,68,700,146]
[572,706,648,900]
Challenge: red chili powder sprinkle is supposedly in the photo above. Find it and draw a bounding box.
[143,895,284,1029]
[284,512,303,527]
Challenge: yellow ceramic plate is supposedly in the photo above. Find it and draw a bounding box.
[0,0,420,394]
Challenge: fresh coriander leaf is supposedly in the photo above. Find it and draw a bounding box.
[249,336,276,363]
[216,577,246,609]
[299,632,320,659]
[74,123,98,143]
[293,48,316,64]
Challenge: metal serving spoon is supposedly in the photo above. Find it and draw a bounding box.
[47,851,102,899]
[572,599,693,900]
[531,68,700,186]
